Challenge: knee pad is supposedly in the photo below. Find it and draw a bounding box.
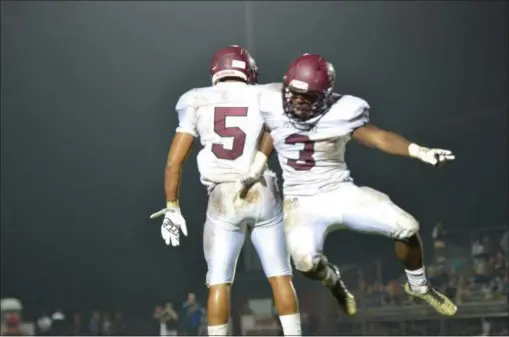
[294,252,327,272]
[299,254,332,281]
[293,252,313,272]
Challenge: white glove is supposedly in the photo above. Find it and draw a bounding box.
[408,143,455,167]
[150,202,188,246]
[234,152,268,207]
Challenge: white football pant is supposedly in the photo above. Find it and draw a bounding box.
[204,174,291,286]
[284,182,419,272]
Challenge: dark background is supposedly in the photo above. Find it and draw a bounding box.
[1,1,507,317]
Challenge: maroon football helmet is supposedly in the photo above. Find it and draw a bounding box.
[283,53,336,122]
[210,45,258,85]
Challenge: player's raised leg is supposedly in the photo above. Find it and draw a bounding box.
[338,184,457,316]
[283,197,357,316]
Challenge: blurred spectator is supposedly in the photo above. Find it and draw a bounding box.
[154,302,179,336]
[472,239,485,259]
[493,252,506,277]
[181,293,204,336]
[366,282,388,306]
[483,236,493,257]
[4,313,22,336]
[164,302,179,336]
[473,255,490,285]
[102,313,112,336]
[110,311,126,335]
[385,280,402,305]
[36,312,52,336]
[198,310,208,336]
[456,276,471,304]
[50,310,66,336]
[71,313,85,336]
[432,222,446,262]
[154,305,165,335]
[444,278,457,301]
[428,263,449,289]
[88,311,101,336]
[489,275,505,300]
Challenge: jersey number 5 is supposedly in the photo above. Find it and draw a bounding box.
[285,134,316,171]
[212,107,248,160]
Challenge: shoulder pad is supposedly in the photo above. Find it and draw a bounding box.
[332,95,370,121]
[258,83,283,112]
[175,88,199,112]
[175,86,214,111]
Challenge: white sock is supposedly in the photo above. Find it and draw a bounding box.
[208,323,228,336]
[405,267,429,294]
[279,313,302,336]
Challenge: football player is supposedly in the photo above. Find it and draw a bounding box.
[240,53,457,316]
[150,46,301,336]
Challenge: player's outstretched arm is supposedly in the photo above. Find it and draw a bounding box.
[351,123,455,166]
[164,132,194,206]
[352,123,411,156]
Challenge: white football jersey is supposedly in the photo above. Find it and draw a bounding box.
[176,82,271,190]
[259,84,370,197]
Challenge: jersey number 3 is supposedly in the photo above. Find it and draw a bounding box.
[212,107,248,160]
[285,134,316,171]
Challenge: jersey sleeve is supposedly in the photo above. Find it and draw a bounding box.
[341,95,370,133]
[175,89,198,137]
[258,82,283,127]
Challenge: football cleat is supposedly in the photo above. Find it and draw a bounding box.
[404,283,457,316]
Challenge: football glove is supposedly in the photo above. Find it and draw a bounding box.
[150,202,188,247]
[234,151,268,207]
[408,143,455,167]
